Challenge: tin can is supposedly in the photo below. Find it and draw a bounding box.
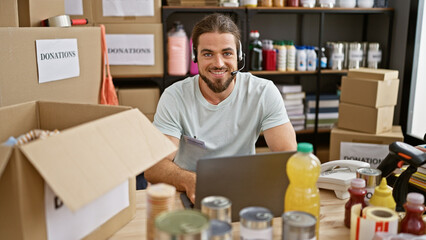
[155,209,210,240]
[356,167,382,204]
[201,196,232,223]
[209,220,232,240]
[367,42,382,69]
[348,42,363,69]
[331,42,344,70]
[239,207,273,240]
[282,211,316,240]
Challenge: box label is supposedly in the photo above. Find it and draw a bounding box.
[65,0,84,15]
[102,0,154,16]
[45,180,129,240]
[106,34,155,65]
[36,39,80,83]
[340,142,389,168]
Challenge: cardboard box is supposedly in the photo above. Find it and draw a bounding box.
[347,68,399,81]
[65,0,94,26]
[338,102,394,134]
[329,126,403,164]
[0,0,19,27]
[18,0,64,27]
[340,77,399,107]
[92,0,161,24]
[0,27,102,107]
[118,88,160,115]
[104,23,164,77]
[0,101,176,239]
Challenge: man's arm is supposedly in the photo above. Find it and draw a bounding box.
[144,135,196,203]
[263,122,297,152]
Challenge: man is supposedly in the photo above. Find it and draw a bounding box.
[145,13,297,203]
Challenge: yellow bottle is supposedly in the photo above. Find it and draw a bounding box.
[284,142,321,238]
[369,178,396,210]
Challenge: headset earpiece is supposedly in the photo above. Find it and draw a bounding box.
[192,47,197,63]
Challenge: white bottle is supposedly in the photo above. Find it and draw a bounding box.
[307,46,317,71]
[338,0,356,8]
[277,40,287,71]
[296,46,307,71]
[287,41,296,72]
[357,0,374,8]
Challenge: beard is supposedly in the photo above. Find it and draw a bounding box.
[199,69,235,93]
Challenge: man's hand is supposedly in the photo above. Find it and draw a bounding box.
[184,172,196,203]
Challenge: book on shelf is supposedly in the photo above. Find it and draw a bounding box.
[306,94,340,108]
[289,114,305,121]
[306,112,339,120]
[307,107,339,113]
[276,84,302,94]
[306,123,336,129]
[293,124,305,131]
[284,98,304,107]
[287,107,304,116]
[282,91,306,100]
[305,118,338,125]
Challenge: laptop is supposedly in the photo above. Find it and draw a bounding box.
[181,151,295,222]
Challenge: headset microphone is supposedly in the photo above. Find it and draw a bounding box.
[231,54,246,76]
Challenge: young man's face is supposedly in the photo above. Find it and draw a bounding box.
[196,32,239,93]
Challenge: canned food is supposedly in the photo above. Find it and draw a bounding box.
[356,167,382,204]
[239,207,273,240]
[155,210,210,240]
[282,211,316,240]
[201,196,232,223]
[209,219,232,240]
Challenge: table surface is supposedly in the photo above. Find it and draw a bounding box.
[110,189,350,240]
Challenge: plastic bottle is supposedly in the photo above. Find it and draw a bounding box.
[249,30,263,71]
[285,142,321,238]
[369,178,396,210]
[400,192,426,235]
[320,47,327,69]
[286,41,296,71]
[306,46,317,71]
[167,21,189,76]
[276,41,287,71]
[344,178,367,228]
[262,39,276,71]
[296,46,307,71]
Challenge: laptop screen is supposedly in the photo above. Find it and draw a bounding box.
[194,151,295,222]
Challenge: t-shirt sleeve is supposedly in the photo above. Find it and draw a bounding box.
[153,90,182,139]
[260,81,290,131]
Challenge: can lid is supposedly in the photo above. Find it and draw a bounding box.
[202,196,231,209]
[356,167,382,177]
[282,211,316,227]
[155,210,210,234]
[209,220,232,236]
[147,183,176,199]
[407,192,425,205]
[351,178,366,188]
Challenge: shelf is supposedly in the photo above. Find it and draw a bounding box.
[321,69,348,74]
[250,69,348,75]
[246,6,394,14]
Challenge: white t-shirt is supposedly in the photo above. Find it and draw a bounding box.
[153,72,289,171]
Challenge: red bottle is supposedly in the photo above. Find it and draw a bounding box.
[344,178,367,228]
[262,39,276,71]
[400,192,425,235]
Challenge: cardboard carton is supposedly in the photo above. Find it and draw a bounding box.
[0,0,19,27]
[118,88,160,117]
[347,68,399,81]
[92,0,161,24]
[0,101,177,239]
[18,0,64,27]
[340,76,399,107]
[338,102,394,134]
[329,126,403,165]
[0,27,101,107]
[104,23,164,77]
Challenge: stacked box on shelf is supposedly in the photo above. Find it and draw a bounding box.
[305,94,340,130]
[0,0,19,27]
[118,87,160,122]
[276,84,306,131]
[92,0,163,77]
[338,68,399,134]
[18,0,64,27]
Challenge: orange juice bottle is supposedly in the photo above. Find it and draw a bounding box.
[284,142,321,238]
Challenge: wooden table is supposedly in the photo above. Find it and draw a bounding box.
[110,189,350,239]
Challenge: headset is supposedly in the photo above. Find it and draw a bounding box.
[191,40,244,63]
[191,40,245,76]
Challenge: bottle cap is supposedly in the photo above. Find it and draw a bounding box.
[374,178,392,196]
[351,178,366,188]
[297,142,313,153]
[407,192,424,205]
